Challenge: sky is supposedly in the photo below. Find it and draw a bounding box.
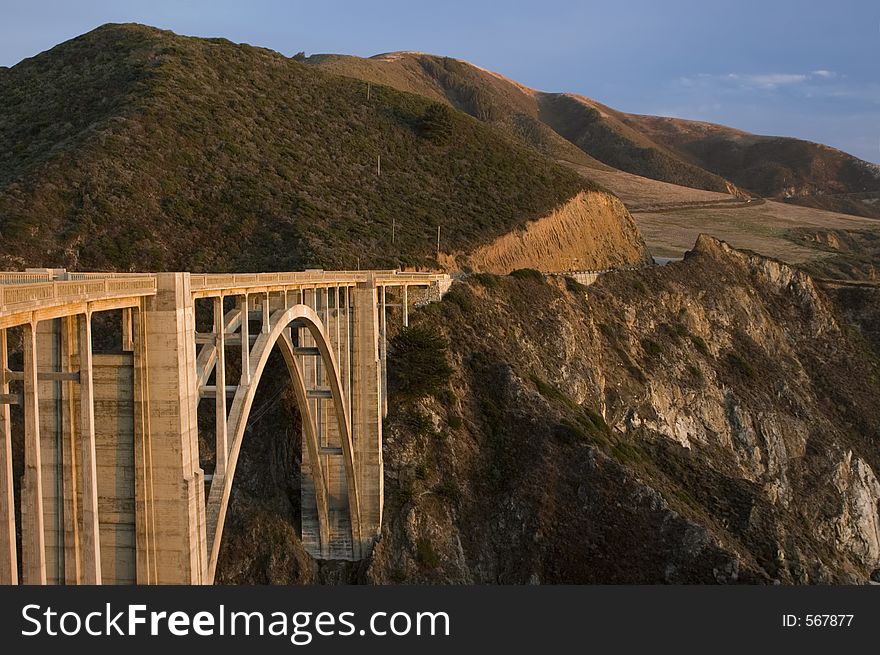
[2,0,878,163]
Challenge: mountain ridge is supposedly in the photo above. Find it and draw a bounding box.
[0,23,648,272]
[306,50,880,215]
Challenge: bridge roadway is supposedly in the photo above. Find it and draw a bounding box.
[0,268,449,584]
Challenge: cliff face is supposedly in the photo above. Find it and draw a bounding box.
[366,236,880,584]
[456,190,650,274]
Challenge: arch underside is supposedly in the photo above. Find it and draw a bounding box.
[198,303,362,583]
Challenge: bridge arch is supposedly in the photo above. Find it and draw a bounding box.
[203,303,362,584]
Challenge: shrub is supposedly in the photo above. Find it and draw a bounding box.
[510,268,545,282]
[580,406,611,439]
[389,325,453,398]
[434,480,460,503]
[471,272,501,288]
[564,276,588,293]
[690,335,709,356]
[415,538,440,569]
[441,286,476,314]
[420,103,454,144]
[532,375,575,408]
[641,338,664,357]
[726,351,755,380]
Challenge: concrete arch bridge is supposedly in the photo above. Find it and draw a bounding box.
[0,268,449,584]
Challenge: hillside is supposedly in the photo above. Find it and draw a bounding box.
[215,236,880,584]
[623,113,880,207]
[305,52,608,170]
[0,24,648,272]
[306,52,733,193]
[535,93,734,193]
[308,51,880,215]
[371,238,880,583]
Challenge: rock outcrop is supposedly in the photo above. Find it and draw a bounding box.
[366,235,880,584]
[215,236,880,584]
[456,190,650,274]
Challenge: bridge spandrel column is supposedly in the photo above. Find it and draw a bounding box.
[37,319,63,583]
[351,282,383,548]
[0,329,16,584]
[21,322,47,584]
[138,273,206,584]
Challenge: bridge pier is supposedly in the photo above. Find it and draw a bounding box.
[21,321,47,584]
[351,281,383,544]
[136,273,206,584]
[0,330,16,584]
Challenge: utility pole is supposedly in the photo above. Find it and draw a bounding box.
[377,154,381,176]
[392,217,396,245]
[367,82,371,101]
[436,225,441,258]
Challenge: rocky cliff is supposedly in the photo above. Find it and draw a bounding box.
[215,236,880,584]
[454,190,650,274]
[369,236,880,584]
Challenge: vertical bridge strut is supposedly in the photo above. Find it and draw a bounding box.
[0,268,449,584]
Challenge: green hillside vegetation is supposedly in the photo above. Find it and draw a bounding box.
[535,94,733,192]
[305,52,611,170]
[307,52,732,192]
[0,24,594,271]
[309,51,880,215]
[621,114,880,201]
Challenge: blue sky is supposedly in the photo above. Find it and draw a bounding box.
[2,0,878,163]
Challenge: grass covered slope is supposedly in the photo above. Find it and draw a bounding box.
[307,52,735,193]
[622,113,880,203]
[309,51,880,217]
[536,94,735,193]
[0,24,618,272]
[305,52,611,170]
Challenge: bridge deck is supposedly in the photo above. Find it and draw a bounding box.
[0,269,449,327]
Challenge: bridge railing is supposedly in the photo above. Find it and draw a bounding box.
[0,276,157,311]
[0,272,56,285]
[0,269,449,312]
[188,270,448,291]
[66,272,155,280]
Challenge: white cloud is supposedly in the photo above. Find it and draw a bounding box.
[679,70,839,92]
[728,72,808,89]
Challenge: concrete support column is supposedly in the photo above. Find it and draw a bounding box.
[0,329,17,584]
[403,285,409,327]
[77,313,101,584]
[133,305,157,584]
[262,293,270,334]
[213,297,227,477]
[60,316,81,585]
[37,319,63,583]
[122,308,134,352]
[345,287,352,421]
[351,282,383,548]
[240,294,250,386]
[379,285,388,418]
[138,273,206,584]
[21,321,47,584]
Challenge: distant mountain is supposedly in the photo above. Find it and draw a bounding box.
[306,52,609,170]
[307,52,880,216]
[622,114,880,214]
[0,25,647,272]
[307,52,732,193]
